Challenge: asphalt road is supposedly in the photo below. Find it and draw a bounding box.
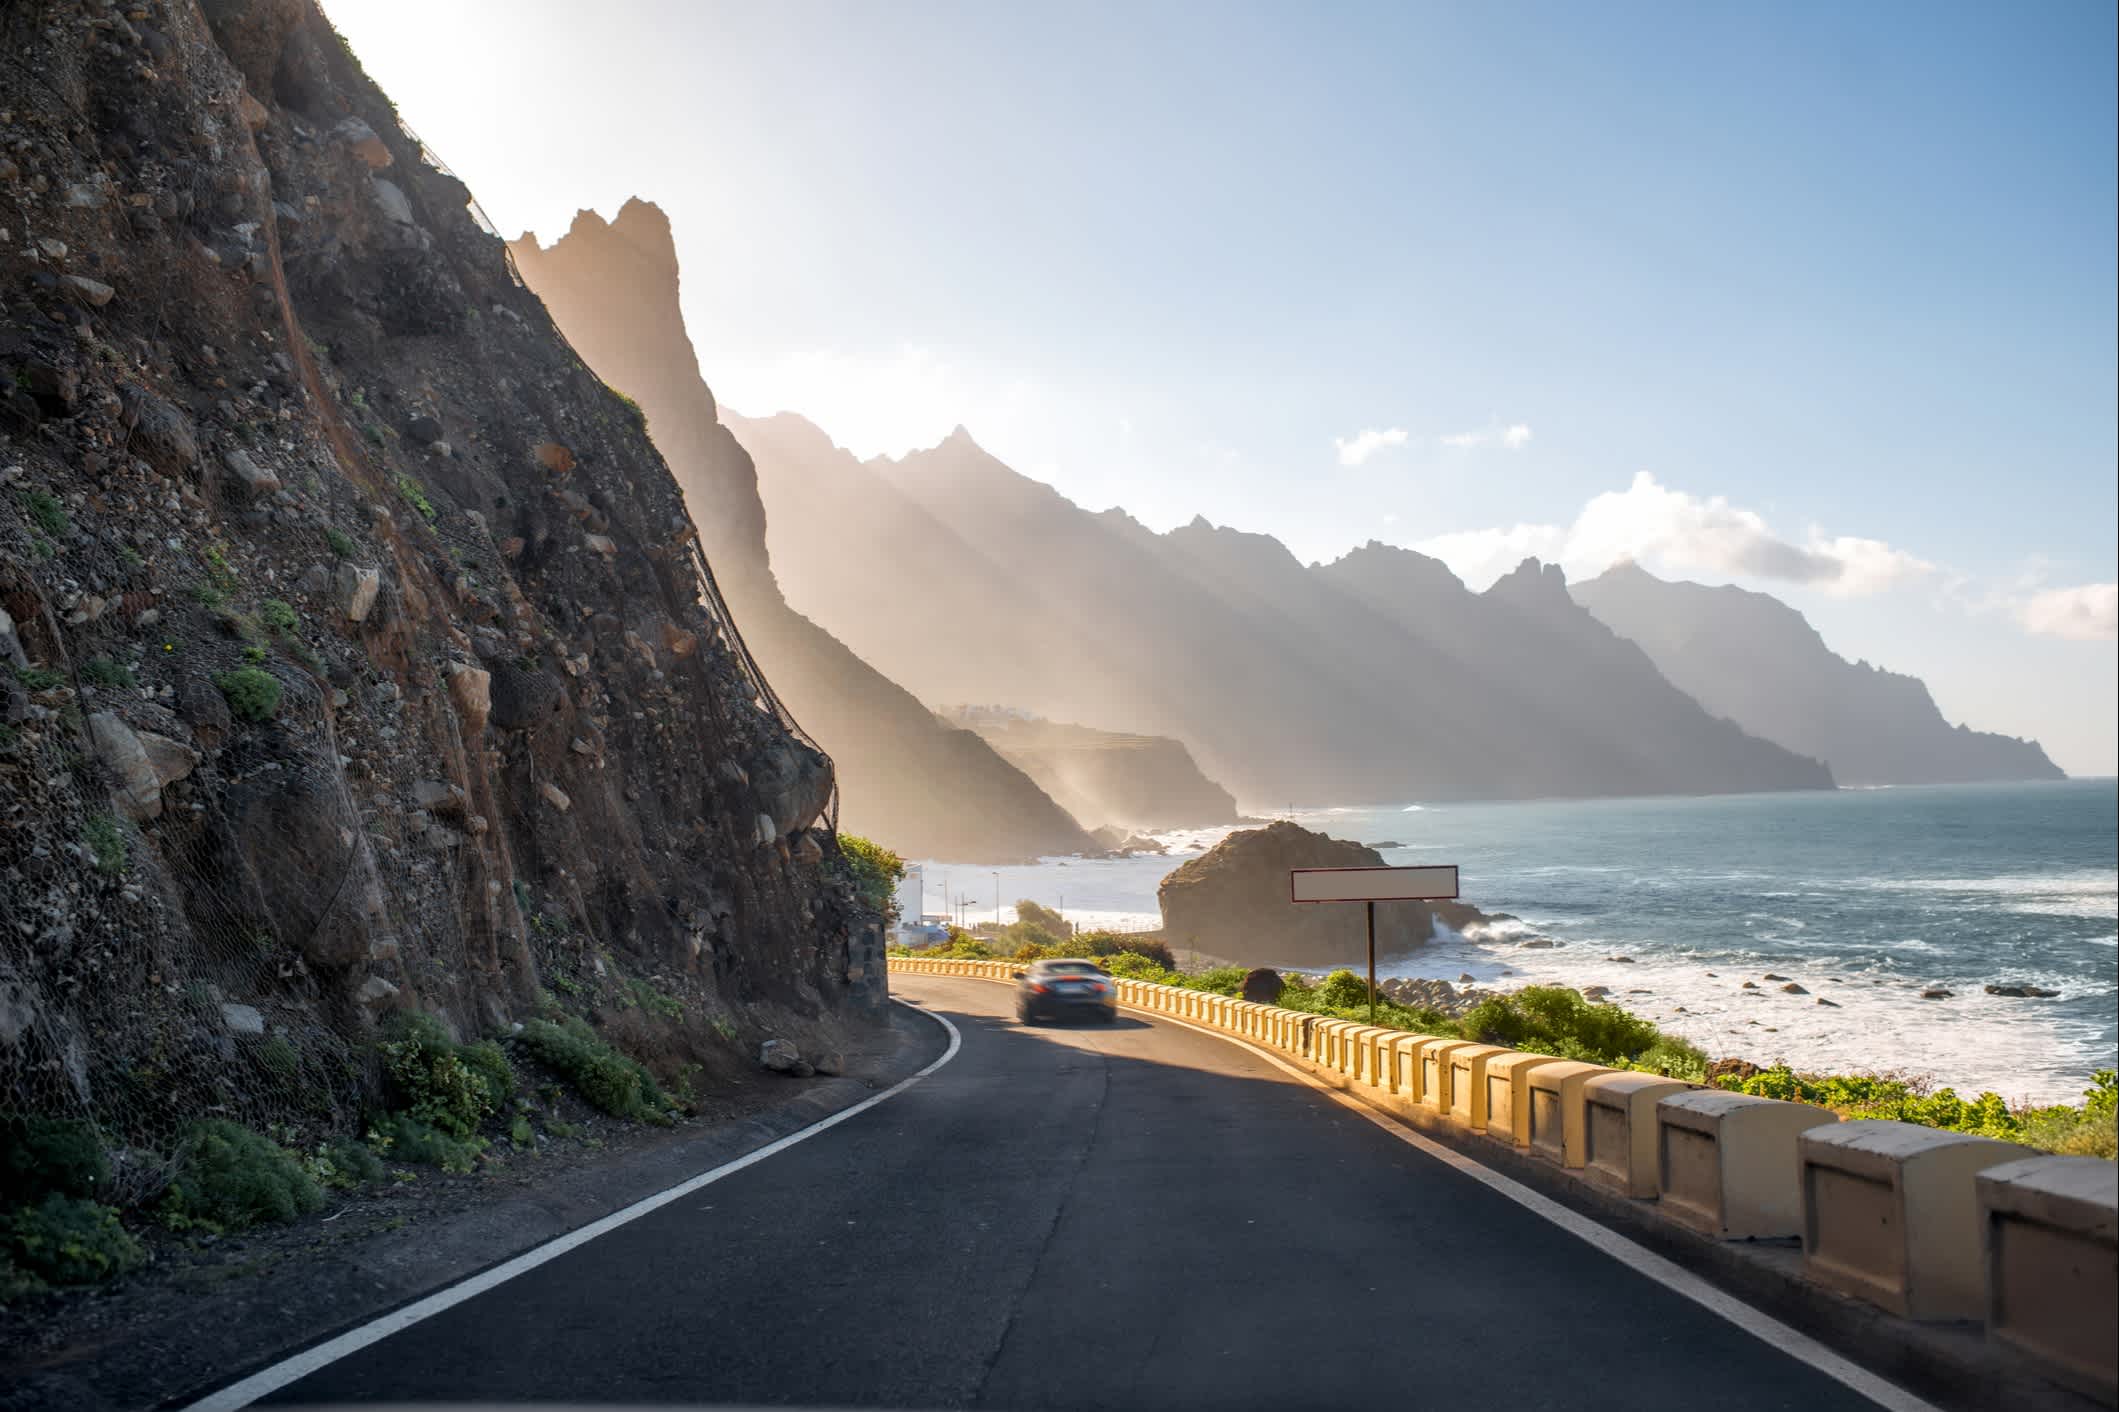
[260,975,1900,1411]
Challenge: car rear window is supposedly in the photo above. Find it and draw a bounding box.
[1040,962,1106,976]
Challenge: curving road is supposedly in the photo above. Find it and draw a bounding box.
[252,975,1905,1410]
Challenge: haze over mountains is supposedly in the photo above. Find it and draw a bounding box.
[728,413,1837,805]
[511,203,1093,862]
[1573,564,2063,785]
[514,198,2062,849]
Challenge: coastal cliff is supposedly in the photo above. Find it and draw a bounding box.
[0,0,878,1167]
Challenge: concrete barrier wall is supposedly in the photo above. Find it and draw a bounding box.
[885,956,2108,1398]
[1799,1121,2027,1321]
[1978,1155,2118,1403]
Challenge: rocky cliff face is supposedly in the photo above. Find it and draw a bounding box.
[1573,562,2064,785]
[508,203,1095,864]
[1157,822,1487,968]
[0,0,879,1173]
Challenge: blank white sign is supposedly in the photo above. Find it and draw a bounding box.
[1289,865,1459,903]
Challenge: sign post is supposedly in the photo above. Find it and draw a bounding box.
[1290,865,1460,1022]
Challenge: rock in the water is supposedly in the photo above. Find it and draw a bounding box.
[759,1038,801,1073]
[1762,973,1790,982]
[1156,820,1489,968]
[1780,982,1809,995]
[1920,988,1953,1000]
[1816,997,1840,1007]
[1984,983,2061,998]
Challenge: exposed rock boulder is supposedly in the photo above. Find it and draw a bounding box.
[1157,821,1489,968]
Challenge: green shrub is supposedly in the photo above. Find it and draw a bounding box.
[1460,985,1663,1066]
[367,1113,484,1173]
[81,656,137,689]
[1094,950,1178,982]
[300,1136,386,1191]
[0,1116,109,1203]
[1714,1066,2116,1155]
[517,1016,672,1123]
[380,1013,506,1138]
[1167,966,1251,997]
[213,667,282,721]
[836,834,906,921]
[6,1196,143,1286]
[1315,969,1371,1009]
[260,599,300,635]
[1074,932,1178,971]
[159,1120,324,1232]
[618,979,684,1022]
[324,527,356,558]
[83,815,127,876]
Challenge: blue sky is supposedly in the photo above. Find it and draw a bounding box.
[327,0,2116,772]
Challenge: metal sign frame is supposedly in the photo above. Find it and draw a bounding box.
[1288,864,1461,1021]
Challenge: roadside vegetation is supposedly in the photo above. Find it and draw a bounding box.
[891,942,2117,1157]
[0,992,704,1302]
[835,833,906,923]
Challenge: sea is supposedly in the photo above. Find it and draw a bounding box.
[900,779,2118,1104]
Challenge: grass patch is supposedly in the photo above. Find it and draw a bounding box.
[16,486,68,538]
[158,1120,325,1233]
[214,667,282,721]
[395,473,436,522]
[81,656,136,689]
[11,664,63,692]
[83,815,128,876]
[517,1016,674,1124]
[618,978,683,1022]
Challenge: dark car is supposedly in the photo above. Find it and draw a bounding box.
[1013,959,1117,1024]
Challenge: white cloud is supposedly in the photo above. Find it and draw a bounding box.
[1335,426,1409,466]
[1415,471,1933,598]
[1440,422,1534,450]
[2021,583,2118,641]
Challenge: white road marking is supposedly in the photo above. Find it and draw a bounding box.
[1114,996,1941,1412]
[184,1002,963,1411]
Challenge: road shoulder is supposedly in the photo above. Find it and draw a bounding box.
[0,1004,946,1412]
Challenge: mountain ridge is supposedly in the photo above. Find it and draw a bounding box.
[1573,562,2064,785]
[732,412,1836,805]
